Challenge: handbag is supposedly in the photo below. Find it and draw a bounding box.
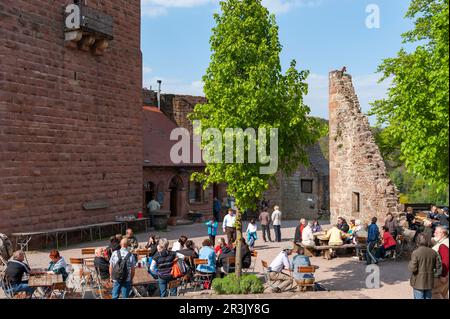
[171,260,183,278]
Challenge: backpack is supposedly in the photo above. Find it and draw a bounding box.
[0,233,13,264]
[111,251,132,283]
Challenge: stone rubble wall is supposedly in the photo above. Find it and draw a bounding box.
[328,71,401,224]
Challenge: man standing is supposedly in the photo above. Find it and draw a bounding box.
[432,226,449,299]
[408,233,441,299]
[147,198,161,226]
[271,205,282,242]
[366,217,380,265]
[259,208,273,242]
[222,208,236,245]
[109,238,136,299]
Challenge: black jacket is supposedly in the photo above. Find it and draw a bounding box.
[294,225,302,243]
[5,260,30,285]
[94,256,110,280]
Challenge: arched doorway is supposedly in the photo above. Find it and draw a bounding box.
[169,176,183,217]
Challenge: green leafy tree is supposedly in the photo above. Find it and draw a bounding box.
[189,0,320,277]
[369,0,449,191]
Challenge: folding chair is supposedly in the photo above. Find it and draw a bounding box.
[261,260,294,293]
[192,259,214,291]
[1,271,16,299]
[68,258,88,298]
[0,271,33,299]
[247,250,258,273]
[49,282,67,299]
[296,266,317,292]
[81,248,96,256]
[168,279,183,297]
[224,256,236,274]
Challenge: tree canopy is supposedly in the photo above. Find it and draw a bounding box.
[189,0,321,277]
[369,0,449,191]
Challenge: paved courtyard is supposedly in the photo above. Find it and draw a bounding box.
[2,220,413,299]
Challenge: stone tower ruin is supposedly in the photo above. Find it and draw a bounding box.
[328,70,401,224]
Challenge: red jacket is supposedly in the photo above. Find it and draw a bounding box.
[383,231,396,249]
[438,244,449,277]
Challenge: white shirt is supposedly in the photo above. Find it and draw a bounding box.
[271,210,282,226]
[222,214,236,231]
[269,251,290,272]
[172,241,182,252]
[246,223,257,233]
[301,225,315,246]
[147,200,161,211]
[432,237,449,252]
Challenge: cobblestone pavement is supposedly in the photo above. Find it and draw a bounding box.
[1,220,413,299]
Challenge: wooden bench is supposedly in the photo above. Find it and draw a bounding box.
[300,243,357,260]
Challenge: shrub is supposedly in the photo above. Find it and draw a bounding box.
[212,273,264,295]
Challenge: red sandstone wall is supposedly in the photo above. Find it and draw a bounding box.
[0,0,143,234]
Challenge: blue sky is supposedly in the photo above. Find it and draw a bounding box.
[141,0,414,120]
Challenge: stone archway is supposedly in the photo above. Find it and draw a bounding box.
[169,176,184,217]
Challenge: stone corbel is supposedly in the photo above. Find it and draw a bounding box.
[64,30,83,49]
[91,39,109,56]
[78,34,96,51]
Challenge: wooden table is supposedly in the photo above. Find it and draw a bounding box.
[132,267,155,286]
[28,273,64,288]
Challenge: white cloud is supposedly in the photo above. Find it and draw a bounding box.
[143,66,153,74]
[143,75,205,96]
[262,0,323,14]
[141,0,215,17]
[304,72,391,123]
[141,0,321,17]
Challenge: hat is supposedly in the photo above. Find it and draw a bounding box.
[443,207,449,213]
[283,245,293,251]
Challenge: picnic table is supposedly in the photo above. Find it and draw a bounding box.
[132,267,155,286]
[12,221,123,250]
[28,273,64,288]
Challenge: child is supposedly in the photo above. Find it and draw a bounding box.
[246,219,258,250]
[205,216,218,246]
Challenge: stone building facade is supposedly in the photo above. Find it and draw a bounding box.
[263,143,330,220]
[143,89,329,221]
[0,1,143,234]
[142,96,227,222]
[328,70,401,224]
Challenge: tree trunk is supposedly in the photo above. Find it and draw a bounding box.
[235,208,243,279]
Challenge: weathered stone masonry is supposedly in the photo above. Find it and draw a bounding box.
[0,0,143,234]
[328,70,401,224]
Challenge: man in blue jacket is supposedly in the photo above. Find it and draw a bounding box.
[366,217,380,265]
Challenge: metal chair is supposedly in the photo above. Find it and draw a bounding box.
[192,258,214,291]
[295,266,317,292]
[68,258,88,298]
[167,279,183,297]
[224,256,236,274]
[0,271,16,299]
[260,260,294,293]
[244,250,258,273]
[49,282,67,299]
